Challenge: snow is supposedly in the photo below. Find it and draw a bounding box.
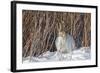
[23,47,91,63]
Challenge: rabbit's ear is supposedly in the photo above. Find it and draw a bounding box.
[57,22,64,33]
[59,23,62,32]
[56,23,60,32]
[61,21,65,32]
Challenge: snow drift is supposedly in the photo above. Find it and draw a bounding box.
[23,47,91,63]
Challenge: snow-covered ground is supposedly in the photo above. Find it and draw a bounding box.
[23,47,91,63]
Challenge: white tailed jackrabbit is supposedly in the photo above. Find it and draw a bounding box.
[55,31,75,60]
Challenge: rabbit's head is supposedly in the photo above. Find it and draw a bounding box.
[58,31,66,37]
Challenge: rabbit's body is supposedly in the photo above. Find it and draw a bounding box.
[55,36,67,53]
[55,32,75,60]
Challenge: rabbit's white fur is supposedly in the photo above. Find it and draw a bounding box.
[55,32,75,54]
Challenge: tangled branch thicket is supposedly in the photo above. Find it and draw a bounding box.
[22,10,91,58]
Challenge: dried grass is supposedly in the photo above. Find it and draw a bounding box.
[22,10,91,57]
